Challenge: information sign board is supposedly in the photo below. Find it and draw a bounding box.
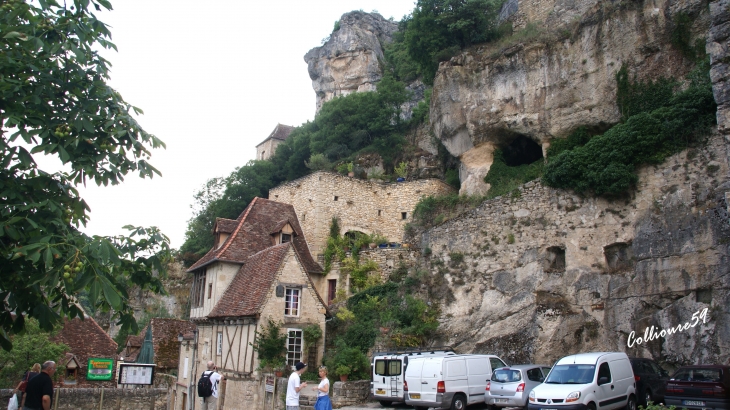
[86,358,114,381]
[265,375,274,393]
[117,363,156,385]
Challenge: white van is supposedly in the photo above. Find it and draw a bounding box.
[528,352,637,410]
[371,347,456,406]
[404,354,508,410]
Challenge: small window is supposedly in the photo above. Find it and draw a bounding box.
[544,246,566,272]
[378,210,381,216]
[490,357,507,371]
[401,212,407,220]
[302,214,306,222]
[334,196,338,201]
[281,233,292,243]
[526,368,544,382]
[604,242,634,272]
[286,329,303,367]
[216,332,223,356]
[597,362,612,384]
[208,283,212,299]
[285,288,301,316]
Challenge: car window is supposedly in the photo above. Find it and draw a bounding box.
[492,369,521,382]
[374,360,402,376]
[491,358,507,370]
[526,368,544,382]
[648,362,663,376]
[542,367,552,377]
[598,362,612,383]
[672,368,722,382]
[545,365,595,384]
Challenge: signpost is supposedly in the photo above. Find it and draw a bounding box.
[117,363,156,385]
[86,358,114,381]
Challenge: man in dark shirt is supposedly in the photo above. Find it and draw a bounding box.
[23,361,55,410]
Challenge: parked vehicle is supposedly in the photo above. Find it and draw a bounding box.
[528,352,637,410]
[629,357,670,406]
[371,347,456,407]
[665,365,730,410]
[405,354,508,410]
[486,364,552,410]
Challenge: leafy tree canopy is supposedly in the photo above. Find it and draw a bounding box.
[0,318,68,388]
[1,0,170,350]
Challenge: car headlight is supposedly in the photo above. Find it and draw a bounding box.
[529,390,536,402]
[566,391,581,403]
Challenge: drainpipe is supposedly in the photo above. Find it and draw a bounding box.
[190,328,199,410]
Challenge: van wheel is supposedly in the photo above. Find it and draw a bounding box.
[588,403,597,410]
[626,395,637,410]
[451,394,467,410]
[379,401,393,407]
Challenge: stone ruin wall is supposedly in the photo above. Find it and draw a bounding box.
[419,131,730,368]
[269,171,455,258]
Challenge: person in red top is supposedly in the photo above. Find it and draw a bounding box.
[22,361,56,410]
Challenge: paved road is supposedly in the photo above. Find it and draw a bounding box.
[338,401,493,409]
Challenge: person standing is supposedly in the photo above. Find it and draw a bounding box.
[22,361,55,410]
[200,361,222,410]
[313,366,332,410]
[286,362,308,410]
[14,363,41,408]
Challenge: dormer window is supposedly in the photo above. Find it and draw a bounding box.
[274,222,295,245]
[281,233,292,243]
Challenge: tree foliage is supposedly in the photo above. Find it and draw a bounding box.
[0,0,170,350]
[0,318,68,388]
[543,63,716,195]
[401,0,506,83]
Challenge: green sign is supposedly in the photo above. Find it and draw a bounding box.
[86,358,114,381]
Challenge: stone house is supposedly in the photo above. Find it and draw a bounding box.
[173,197,328,410]
[269,171,455,302]
[52,316,118,387]
[254,124,294,161]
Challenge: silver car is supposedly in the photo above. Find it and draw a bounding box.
[486,364,552,410]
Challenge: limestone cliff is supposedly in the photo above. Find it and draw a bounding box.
[304,11,398,113]
[432,0,711,195]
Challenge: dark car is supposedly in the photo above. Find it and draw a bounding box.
[665,365,730,410]
[629,357,670,406]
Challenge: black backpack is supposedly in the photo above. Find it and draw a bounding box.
[197,371,213,398]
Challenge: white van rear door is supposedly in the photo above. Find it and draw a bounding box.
[418,358,443,403]
[466,357,491,404]
[405,359,425,400]
[373,358,404,400]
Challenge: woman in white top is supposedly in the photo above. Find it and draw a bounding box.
[313,366,332,410]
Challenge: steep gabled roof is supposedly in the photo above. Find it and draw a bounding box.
[52,316,118,371]
[255,124,295,147]
[208,243,291,318]
[187,197,321,274]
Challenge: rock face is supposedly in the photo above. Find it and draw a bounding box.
[431,0,711,195]
[420,132,730,366]
[304,11,398,113]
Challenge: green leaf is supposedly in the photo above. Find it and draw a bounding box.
[3,32,28,40]
[101,277,122,310]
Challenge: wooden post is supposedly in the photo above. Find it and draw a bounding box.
[99,386,104,410]
[53,387,59,410]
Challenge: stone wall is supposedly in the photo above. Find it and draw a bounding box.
[269,171,455,258]
[1,387,167,410]
[419,132,730,367]
[709,0,730,135]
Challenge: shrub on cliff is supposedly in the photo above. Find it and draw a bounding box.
[542,65,716,195]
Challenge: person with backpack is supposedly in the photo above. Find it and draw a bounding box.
[198,361,222,410]
[14,363,40,408]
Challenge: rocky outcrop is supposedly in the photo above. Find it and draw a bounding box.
[431,0,711,194]
[304,11,398,113]
[420,132,730,367]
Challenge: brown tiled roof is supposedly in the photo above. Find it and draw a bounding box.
[52,316,118,373]
[187,197,321,274]
[255,124,295,147]
[215,218,238,234]
[208,243,291,318]
[121,331,144,362]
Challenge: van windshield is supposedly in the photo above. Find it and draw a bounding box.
[545,365,595,384]
[375,359,402,376]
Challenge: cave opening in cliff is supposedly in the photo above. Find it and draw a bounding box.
[502,135,543,166]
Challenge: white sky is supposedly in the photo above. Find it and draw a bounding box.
[65,0,417,249]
